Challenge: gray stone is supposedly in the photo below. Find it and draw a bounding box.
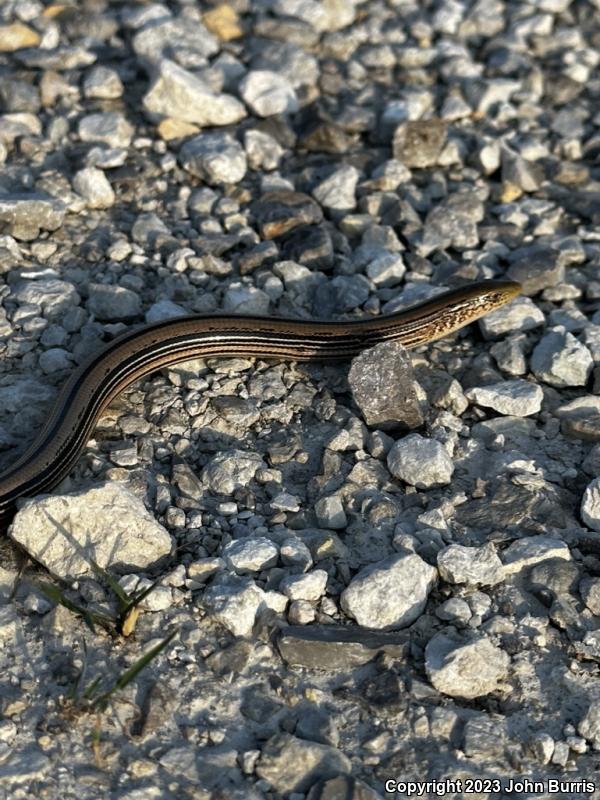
[131,212,172,247]
[437,543,503,586]
[132,17,219,64]
[256,734,351,794]
[419,191,484,256]
[479,297,545,338]
[0,746,50,785]
[239,70,298,117]
[277,625,408,670]
[12,278,79,318]
[489,337,528,376]
[223,537,279,573]
[82,65,124,99]
[581,478,600,532]
[580,577,600,615]
[179,132,247,184]
[244,128,284,171]
[201,576,265,636]
[88,283,141,321]
[463,716,507,759]
[143,59,245,126]
[0,193,65,240]
[340,553,436,629]
[223,284,270,314]
[365,251,406,287]
[465,379,543,416]
[279,569,328,601]
[203,449,264,493]
[253,190,323,239]
[425,631,509,699]
[38,348,73,374]
[349,342,423,430]
[0,112,41,144]
[436,597,472,623]
[464,78,520,114]
[392,119,447,167]
[145,299,188,323]
[312,165,360,213]
[578,701,600,749]
[78,111,134,148]
[72,167,115,209]
[501,148,544,192]
[506,248,565,295]
[387,434,454,488]
[502,536,570,575]
[314,495,347,529]
[556,396,600,441]
[530,329,593,387]
[9,484,172,581]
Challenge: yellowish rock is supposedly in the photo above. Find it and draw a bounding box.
[157,118,200,141]
[202,4,243,41]
[0,22,40,52]
[42,4,70,17]
[500,182,523,203]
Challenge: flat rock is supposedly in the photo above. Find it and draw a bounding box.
[502,535,571,575]
[465,379,543,417]
[277,624,408,670]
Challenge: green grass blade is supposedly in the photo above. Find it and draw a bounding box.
[37,581,111,633]
[90,629,177,710]
[83,674,104,700]
[88,558,131,610]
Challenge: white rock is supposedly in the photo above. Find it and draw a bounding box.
[466,379,543,417]
[279,570,328,601]
[203,450,264,494]
[179,132,247,184]
[387,434,454,488]
[581,478,600,532]
[502,536,570,575]
[341,553,436,629]
[9,483,172,581]
[312,165,360,213]
[530,328,593,387]
[479,296,545,338]
[223,537,279,573]
[143,59,245,126]
[201,576,265,637]
[239,70,299,117]
[425,631,509,699]
[437,543,503,586]
[73,167,115,209]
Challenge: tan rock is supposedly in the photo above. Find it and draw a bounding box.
[202,4,243,41]
[157,118,200,141]
[0,22,40,52]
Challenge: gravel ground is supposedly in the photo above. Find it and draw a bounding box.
[0,0,600,798]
